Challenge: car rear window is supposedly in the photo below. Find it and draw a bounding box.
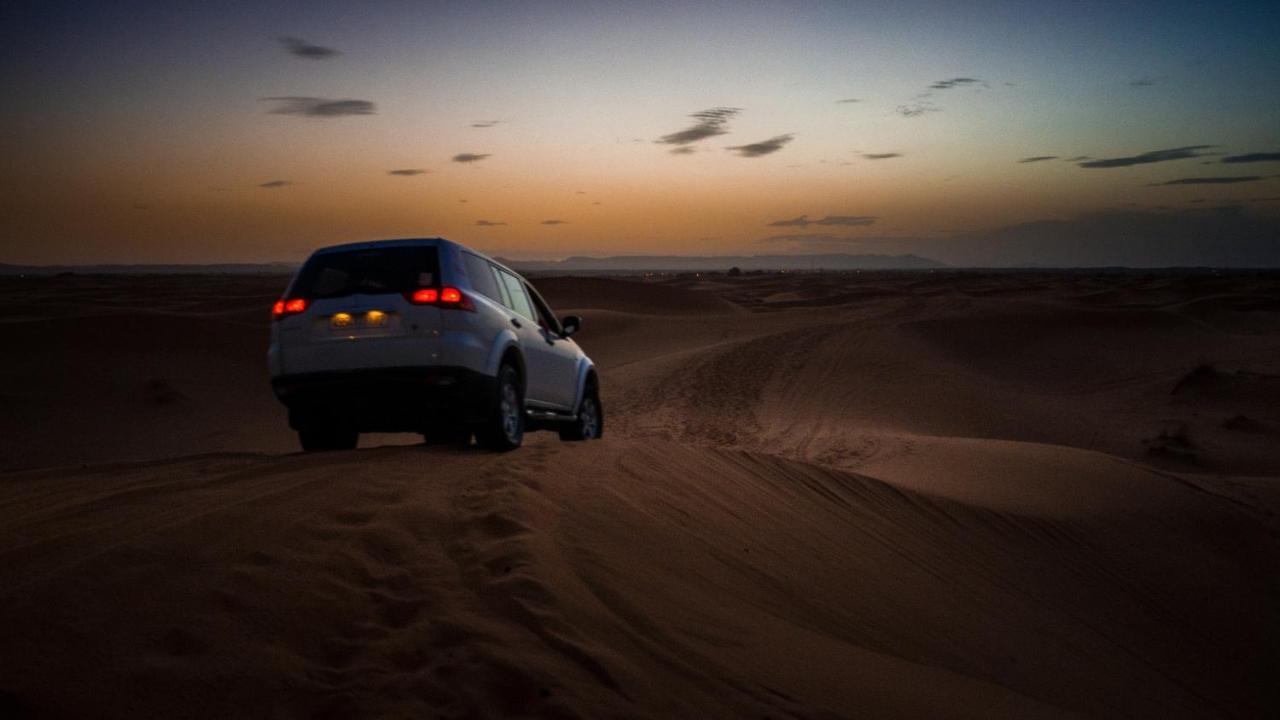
[293,246,438,299]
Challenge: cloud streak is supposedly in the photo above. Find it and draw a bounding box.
[279,37,341,59]
[1152,176,1262,186]
[895,101,940,118]
[475,220,506,226]
[929,77,982,90]
[657,107,741,146]
[470,120,501,128]
[1129,75,1166,87]
[1018,155,1059,163]
[1078,145,1214,168]
[1221,152,1280,164]
[452,153,491,163]
[388,169,427,176]
[541,219,568,225]
[862,152,902,160]
[263,97,375,117]
[727,134,794,157]
[767,215,877,228]
[258,180,292,188]
[759,233,881,245]
[836,98,860,103]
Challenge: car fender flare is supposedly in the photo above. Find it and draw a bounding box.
[572,359,597,411]
[485,330,523,380]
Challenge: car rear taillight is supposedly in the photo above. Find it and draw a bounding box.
[409,288,439,304]
[272,297,307,320]
[407,286,474,311]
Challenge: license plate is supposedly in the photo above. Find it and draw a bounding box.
[330,310,391,329]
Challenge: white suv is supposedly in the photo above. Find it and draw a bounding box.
[267,238,602,452]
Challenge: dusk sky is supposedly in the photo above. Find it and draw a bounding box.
[2,0,1278,265]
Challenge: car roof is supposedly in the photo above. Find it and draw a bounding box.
[309,237,522,279]
[312,237,450,255]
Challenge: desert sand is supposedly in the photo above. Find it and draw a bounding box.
[1,270,1278,718]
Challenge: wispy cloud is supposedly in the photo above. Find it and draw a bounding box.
[1018,155,1059,163]
[727,134,794,157]
[470,120,501,128]
[541,219,568,225]
[759,233,883,245]
[862,152,902,160]
[388,169,428,176]
[895,101,940,118]
[929,77,982,90]
[452,153,491,163]
[1221,152,1280,164]
[657,107,741,146]
[669,146,697,155]
[836,98,860,104]
[263,97,375,117]
[1063,155,1091,162]
[475,219,507,226]
[1129,75,1166,87]
[258,180,292,188]
[1152,176,1262,186]
[767,215,877,228]
[279,37,341,60]
[1079,145,1214,168]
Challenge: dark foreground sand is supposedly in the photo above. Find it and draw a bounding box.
[1,271,1278,718]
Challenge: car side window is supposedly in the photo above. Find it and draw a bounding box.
[497,269,536,321]
[463,252,503,302]
[525,283,562,335]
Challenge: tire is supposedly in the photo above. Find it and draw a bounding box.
[560,382,603,441]
[298,426,358,452]
[476,363,524,451]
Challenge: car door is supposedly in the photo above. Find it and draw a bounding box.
[494,269,568,409]
[523,281,581,409]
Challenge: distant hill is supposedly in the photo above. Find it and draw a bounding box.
[0,263,297,276]
[1,254,946,276]
[500,253,946,274]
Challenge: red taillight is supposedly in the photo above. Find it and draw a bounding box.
[410,288,439,304]
[272,297,307,320]
[407,286,473,310]
[440,286,474,310]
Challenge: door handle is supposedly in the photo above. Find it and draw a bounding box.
[511,317,522,328]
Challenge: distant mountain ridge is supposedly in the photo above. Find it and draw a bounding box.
[499,253,946,273]
[0,262,298,276]
[0,254,945,276]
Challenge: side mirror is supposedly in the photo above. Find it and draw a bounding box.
[561,315,582,337]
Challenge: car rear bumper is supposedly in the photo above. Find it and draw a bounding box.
[271,366,495,432]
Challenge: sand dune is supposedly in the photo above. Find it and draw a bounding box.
[5,439,1274,717]
[2,271,1278,717]
[533,276,738,316]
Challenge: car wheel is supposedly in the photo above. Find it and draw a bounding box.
[560,383,603,441]
[298,426,358,452]
[477,363,524,451]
